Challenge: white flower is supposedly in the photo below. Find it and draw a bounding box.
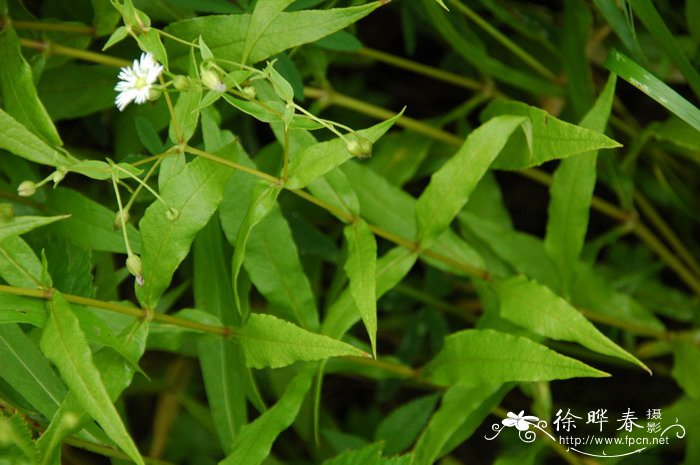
[114,52,164,111]
[502,411,539,431]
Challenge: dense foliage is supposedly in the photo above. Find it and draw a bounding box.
[0,0,699,464]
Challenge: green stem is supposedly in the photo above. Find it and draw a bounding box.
[19,38,129,67]
[304,87,463,146]
[634,190,700,278]
[446,0,557,81]
[0,284,231,336]
[10,19,95,35]
[356,47,485,91]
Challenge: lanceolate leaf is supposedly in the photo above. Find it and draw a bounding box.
[137,147,238,309]
[422,329,609,387]
[0,108,73,168]
[322,246,417,340]
[235,313,366,369]
[230,183,281,322]
[415,115,525,248]
[480,99,621,169]
[343,219,378,357]
[46,188,141,254]
[286,111,403,189]
[244,207,320,330]
[0,25,62,146]
[342,161,484,273]
[493,275,649,372]
[0,215,69,243]
[544,74,617,294]
[220,365,315,465]
[411,385,505,465]
[39,292,144,465]
[166,3,381,65]
[0,323,67,420]
[194,217,248,452]
[38,322,149,464]
[241,0,295,64]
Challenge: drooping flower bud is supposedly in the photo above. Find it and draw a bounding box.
[114,210,130,230]
[346,137,372,159]
[126,253,143,285]
[17,180,37,197]
[201,69,226,92]
[52,168,67,186]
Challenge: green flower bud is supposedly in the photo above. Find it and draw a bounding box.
[172,75,191,91]
[17,180,37,197]
[126,253,143,285]
[0,203,14,220]
[114,210,130,230]
[242,86,256,100]
[52,168,67,186]
[201,69,226,92]
[358,138,372,159]
[166,207,180,221]
[346,137,372,159]
[148,87,162,101]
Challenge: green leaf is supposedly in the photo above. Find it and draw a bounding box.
[322,443,384,465]
[375,394,440,455]
[38,322,148,465]
[37,64,116,120]
[92,0,122,36]
[591,0,645,63]
[672,341,700,400]
[230,183,281,322]
[315,30,363,51]
[307,168,360,218]
[493,275,649,372]
[0,108,73,168]
[421,0,560,96]
[244,207,320,330]
[544,74,616,294]
[0,25,62,146]
[220,365,315,465]
[562,0,594,119]
[40,293,144,465]
[633,0,700,100]
[343,219,378,357]
[322,246,417,340]
[0,294,46,327]
[604,49,700,132]
[411,385,504,465]
[480,100,622,169]
[0,236,44,288]
[137,146,237,308]
[69,160,142,180]
[137,28,168,68]
[286,111,403,189]
[194,217,248,452]
[168,49,202,144]
[0,215,69,243]
[236,313,366,369]
[166,2,381,64]
[0,323,66,420]
[241,0,295,64]
[415,115,525,248]
[0,413,36,460]
[46,188,141,254]
[422,329,609,387]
